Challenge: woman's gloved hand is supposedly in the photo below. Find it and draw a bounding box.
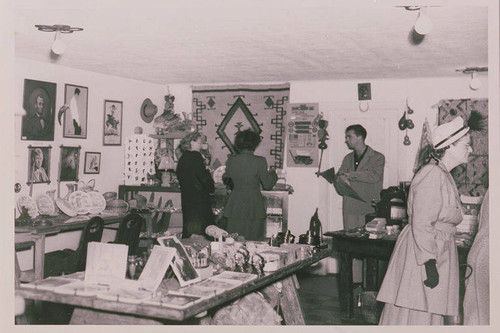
[424,259,439,288]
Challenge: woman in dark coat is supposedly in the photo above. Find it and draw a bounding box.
[222,129,278,240]
[175,132,215,238]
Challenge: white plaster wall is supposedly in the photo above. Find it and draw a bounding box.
[15,58,165,269]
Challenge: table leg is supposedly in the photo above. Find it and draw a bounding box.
[33,235,45,281]
[339,252,354,320]
[261,274,305,325]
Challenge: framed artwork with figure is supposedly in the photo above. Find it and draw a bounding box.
[59,146,81,182]
[84,152,101,174]
[21,79,56,141]
[103,100,123,146]
[63,84,88,139]
[27,145,52,185]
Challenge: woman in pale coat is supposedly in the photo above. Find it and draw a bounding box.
[463,190,489,325]
[377,116,475,325]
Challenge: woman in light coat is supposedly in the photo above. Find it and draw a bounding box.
[222,129,278,240]
[377,116,475,325]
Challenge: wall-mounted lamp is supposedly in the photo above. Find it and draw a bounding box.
[456,67,488,91]
[414,7,432,35]
[35,24,83,56]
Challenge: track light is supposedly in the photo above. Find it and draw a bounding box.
[414,7,432,35]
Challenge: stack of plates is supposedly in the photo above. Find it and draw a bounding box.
[55,198,77,217]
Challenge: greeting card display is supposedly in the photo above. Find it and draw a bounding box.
[124,134,156,185]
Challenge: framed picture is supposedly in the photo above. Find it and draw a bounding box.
[103,100,123,146]
[59,146,81,182]
[27,145,52,185]
[357,82,371,100]
[84,152,101,174]
[63,84,89,138]
[21,79,56,141]
[157,236,200,287]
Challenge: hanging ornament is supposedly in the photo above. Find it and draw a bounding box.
[404,133,411,146]
[398,112,407,130]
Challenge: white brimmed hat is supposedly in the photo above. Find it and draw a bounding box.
[433,116,469,150]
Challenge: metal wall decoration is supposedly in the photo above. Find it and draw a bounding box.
[21,79,57,141]
[27,145,52,185]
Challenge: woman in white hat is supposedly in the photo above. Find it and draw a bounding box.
[377,115,478,325]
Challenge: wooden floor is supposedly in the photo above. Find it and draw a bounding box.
[20,273,370,325]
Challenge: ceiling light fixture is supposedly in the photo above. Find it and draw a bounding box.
[414,7,432,35]
[35,24,83,56]
[456,67,488,90]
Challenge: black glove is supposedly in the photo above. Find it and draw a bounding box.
[423,259,439,289]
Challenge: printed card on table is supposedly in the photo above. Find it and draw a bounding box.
[84,242,128,285]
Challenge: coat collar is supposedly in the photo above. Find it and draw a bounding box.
[355,146,374,170]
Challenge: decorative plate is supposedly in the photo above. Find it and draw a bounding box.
[68,190,92,215]
[212,166,226,184]
[17,195,39,218]
[35,194,55,215]
[87,191,107,214]
[55,198,77,217]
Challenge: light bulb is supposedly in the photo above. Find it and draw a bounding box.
[470,72,481,90]
[51,31,66,55]
[414,8,432,35]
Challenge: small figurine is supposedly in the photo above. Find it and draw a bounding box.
[234,247,250,272]
[251,253,265,277]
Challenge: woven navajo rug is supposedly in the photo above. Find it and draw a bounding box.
[192,84,290,168]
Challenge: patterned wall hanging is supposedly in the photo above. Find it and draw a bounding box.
[435,98,488,196]
[192,83,290,168]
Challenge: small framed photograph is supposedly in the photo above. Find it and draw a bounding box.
[59,146,81,182]
[63,84,89,138]
[21,79,56,141]
[84,152,101,174]
[27,145,52,184]
[157,236,200,287]
[357,83,371,101]
[103,100,123,146]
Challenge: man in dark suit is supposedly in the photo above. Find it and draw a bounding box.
[23,94,50,140]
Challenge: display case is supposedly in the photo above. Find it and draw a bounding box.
[118,185,289,238]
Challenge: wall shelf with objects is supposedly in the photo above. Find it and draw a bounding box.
[117,185,290,238]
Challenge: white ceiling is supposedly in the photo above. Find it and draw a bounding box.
[13,0,489,85]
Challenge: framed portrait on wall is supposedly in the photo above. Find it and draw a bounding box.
[84,152,101,174]
[21,79,56,141]
[63,84,88,139]
[103,100,123,146]
[59,146,81,182]
[27,145,52,185]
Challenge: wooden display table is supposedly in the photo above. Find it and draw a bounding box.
[16,249,330,325]
[324,229,471,324]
